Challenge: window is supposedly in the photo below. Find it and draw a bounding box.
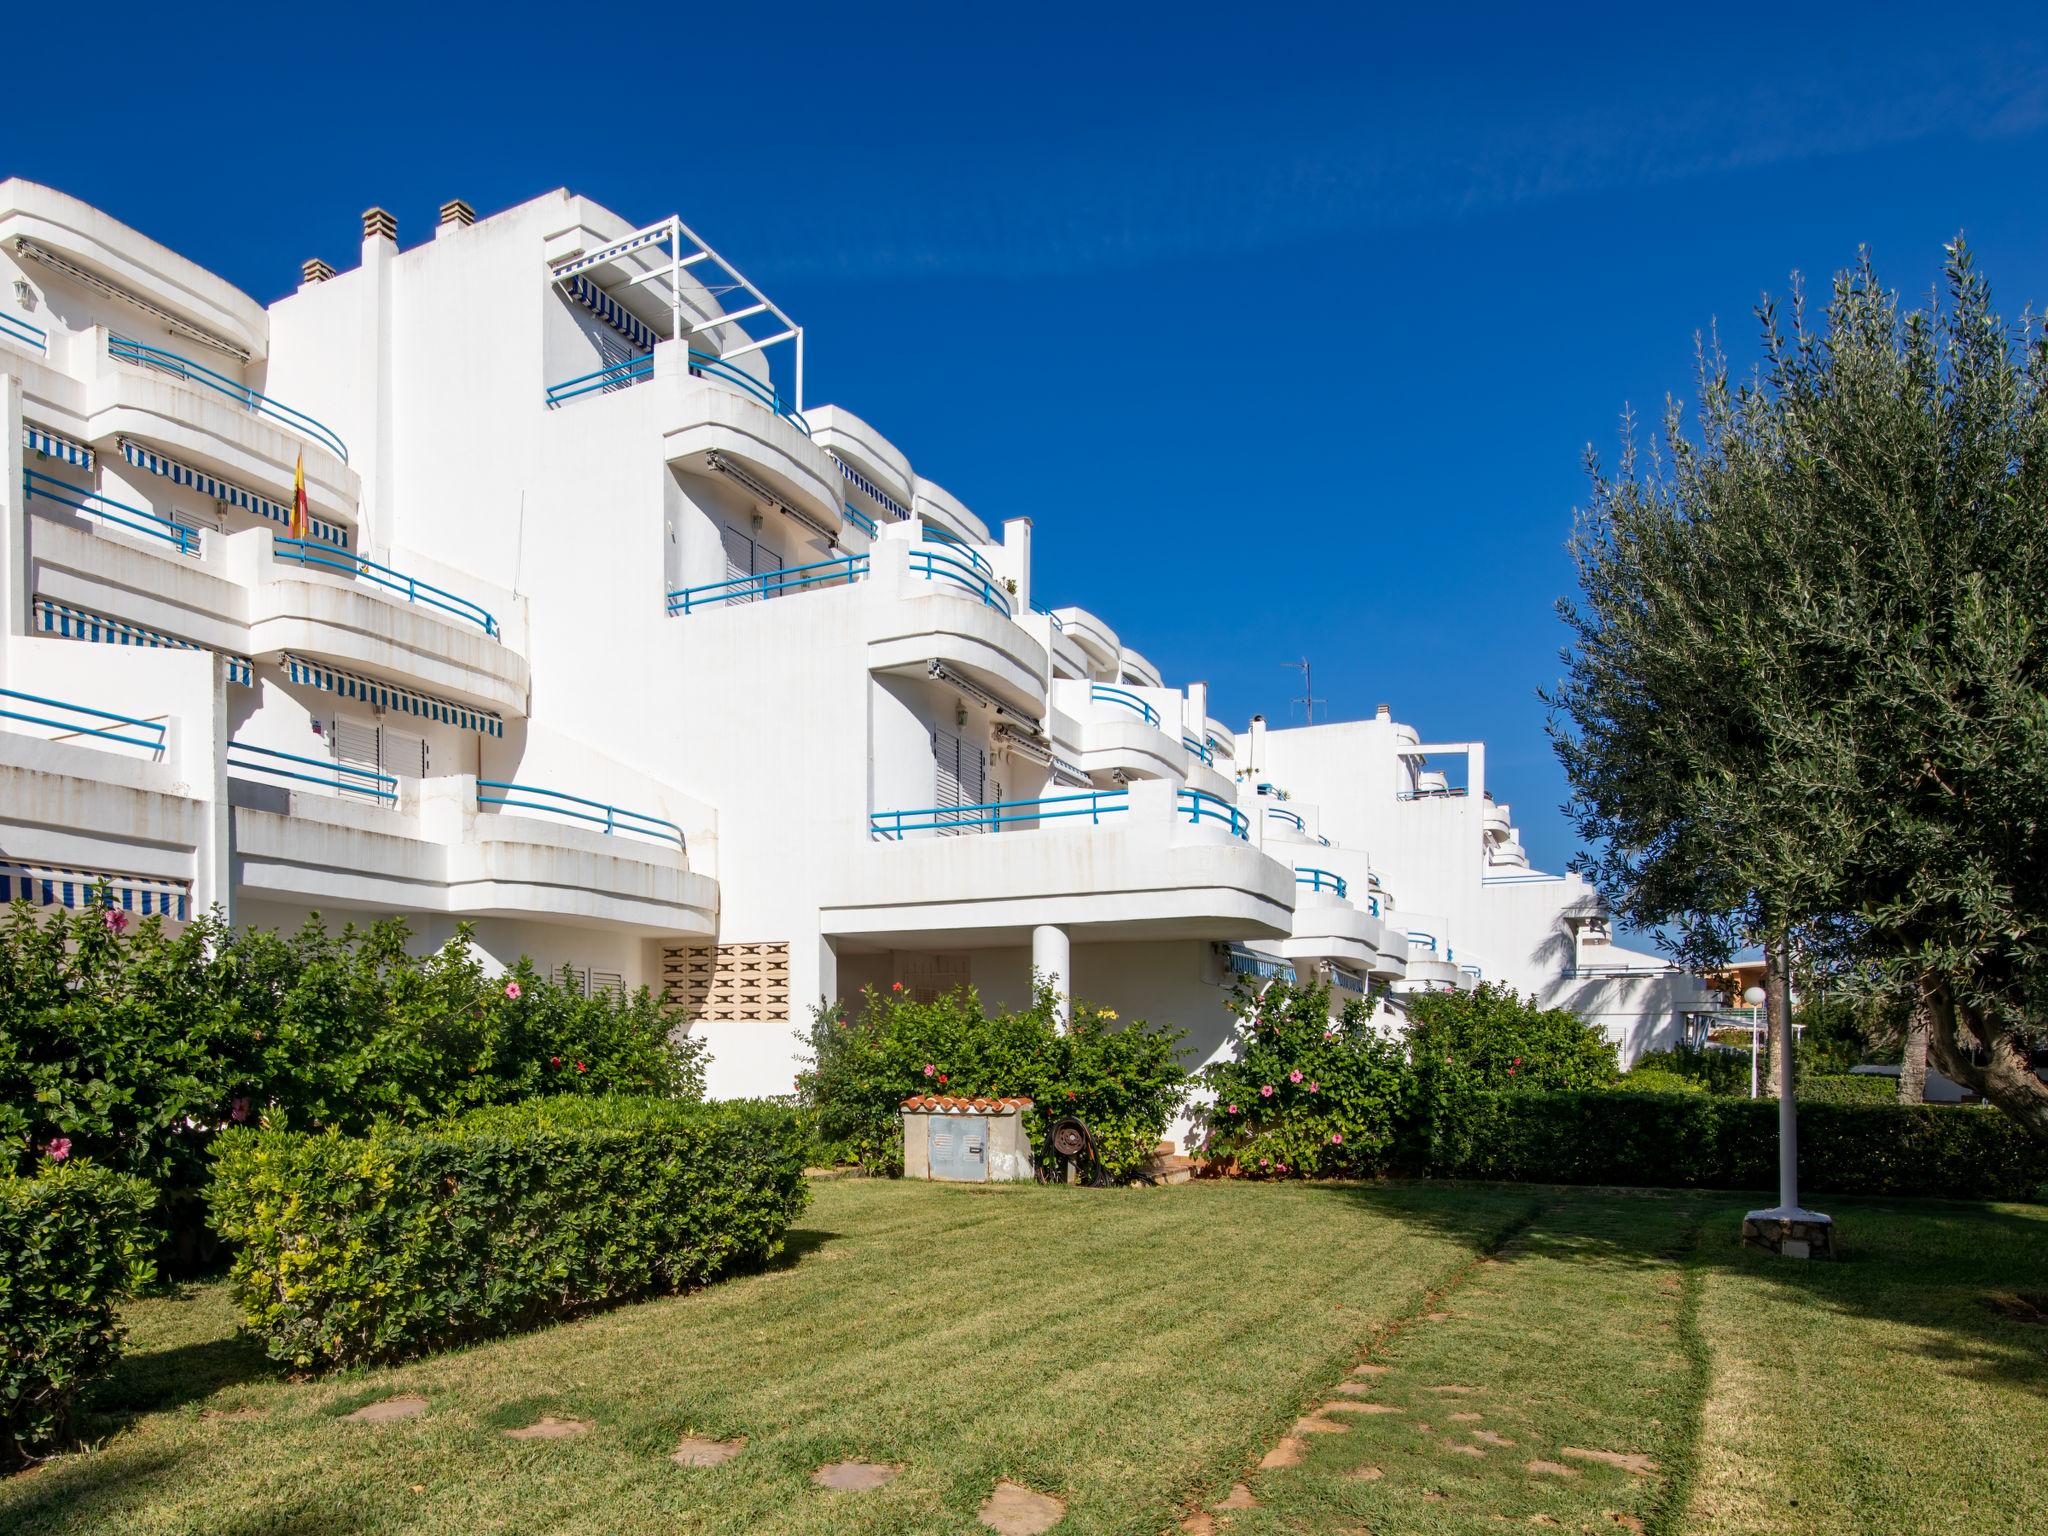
[331,715,429,795]
[720,524,784,604]
[932,727,987,834]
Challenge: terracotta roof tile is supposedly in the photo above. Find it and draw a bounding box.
[899,1095,1034,1112]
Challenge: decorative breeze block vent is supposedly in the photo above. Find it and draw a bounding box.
[664,941,790,1024]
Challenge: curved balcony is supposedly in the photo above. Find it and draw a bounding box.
[910,479,989,545]
[231,773,715,938]
[669,553,866,615]
[827,779,1292,948]
[654,361,842,538]
[109,337,347,460]
[242,533,528,718]
[1279,887,1383,971]
[1073,716,1188,782]
[867,545,1046,719]
[1295,867,1346,898]
[808,406,916,514]
[1053,607,1119,675]
[1119,648,1162,688]
[89,346,358,516]
[1092,683,1157,726]
[909,544,1010,615]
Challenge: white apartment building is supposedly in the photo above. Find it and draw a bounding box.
[0,180,1707,1113]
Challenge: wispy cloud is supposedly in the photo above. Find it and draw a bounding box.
[736,45,2048,283]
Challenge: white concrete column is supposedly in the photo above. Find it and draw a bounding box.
[1033,923,1070,1027]
[1,369,23,651]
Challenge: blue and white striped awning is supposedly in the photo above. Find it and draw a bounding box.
[23,422,94,470]
[118,438,351,549]
[0,863,190,921]
[559,273,661,354]
[282,653,503,737]
[833,454,910,520]
[34,596,253,686]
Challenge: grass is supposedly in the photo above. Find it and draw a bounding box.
[4,1180,2045,1535]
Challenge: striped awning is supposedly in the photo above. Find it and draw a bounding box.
[118,438,350,549]
[282,653,503,736]
[559,273,661,353]
[0,863,190,921]
[23,421,94,470]
[34,596,253,686]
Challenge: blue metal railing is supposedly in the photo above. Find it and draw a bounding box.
[273,536,499,637]
[24,470,201,556]
[1407,932,1439,953]
[1265,806,1304,830]
[689,349,809,436]
[1029,600,1065,632]
[1,687,165,753]
[842,501,878,537]
[1461,964,1484,979]
[1179,788,1248,837]
[2,312,48,352]
[1397,787,1469,801]
[478,780,684,849]
[870,789,1128,839]
[546,354,654,405]
[109,337,349,462]
[1182,733,1214,766]
[668,553,869,615]
[1225,944,1291,980]
[228,741,395,802]
[921,524,992,574]
[1091,684,1157,726]
[1295,868,1348,898]
[1331,967,1367,993]
[909,545,1012,616]
[1367,895,1381,917]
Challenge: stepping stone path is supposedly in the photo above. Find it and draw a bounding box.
[1448,1443,1486,1457]
[977,1481,1066,1534]
[1449,1411,1483,1422]
[1527,1460,1578,1477]
[1259,1437,1306,1469]
[503,1417,589,1440]
[671,1436,745,1467]
[1473,1429,1516,1446]
[344,1396,428,1423]
[811,1461,900,1491]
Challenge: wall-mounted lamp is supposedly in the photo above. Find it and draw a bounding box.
[749,511,764,532]
[12,277,31,307]
[954,704,968,729]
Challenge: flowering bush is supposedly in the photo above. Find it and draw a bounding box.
[1,1162,156,1461]
[209,1097,806,1370]
[0,899,703,1259]
[1194,977,1413,1177]
[797,979,1188,1178]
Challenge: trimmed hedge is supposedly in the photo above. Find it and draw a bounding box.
[1428,1091,2048,1201]
[207,1097,809,1370]
[2,1164,156,1462]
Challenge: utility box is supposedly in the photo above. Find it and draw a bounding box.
[901,1095,1035,1183]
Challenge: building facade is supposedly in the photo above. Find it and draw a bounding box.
[0,180,1708,1120]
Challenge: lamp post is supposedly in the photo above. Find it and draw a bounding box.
[1741,964,1835,1258]
[1745,984,1763,1097]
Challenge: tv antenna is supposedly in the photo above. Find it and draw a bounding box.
[1283,657,1326,723]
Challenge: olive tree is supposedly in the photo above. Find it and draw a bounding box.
[1549,242,2048,1143]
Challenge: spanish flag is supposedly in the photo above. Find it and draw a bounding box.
[290,450,308,540]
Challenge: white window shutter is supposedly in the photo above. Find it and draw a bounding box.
[332,716,381,796]
[383,728,427,780]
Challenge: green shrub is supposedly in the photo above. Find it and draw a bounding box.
[1800,1073,1900,1105]
[1194,978,1413,1176]
[798,982,1188,1179]
[1,1162,157,1462]
[206,1097,806,1370]
[1425,1091,2047,1200]
[1407,982,1621,1092]
[0,902,702,1251]
[1613,1066,1706,1094]
[1630,1043,1756,1096]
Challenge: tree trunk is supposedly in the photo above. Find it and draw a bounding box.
[1921,975,2048,1146]
[1898,1002,1930,1104]
[1763,939,1792,1100]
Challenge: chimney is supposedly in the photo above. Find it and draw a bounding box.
[361,207,397,243]
[438,199,476,228]
[1375,703,1391,722]
[300,258,335,285]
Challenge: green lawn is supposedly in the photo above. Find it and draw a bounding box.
[5,1179,2045,1535]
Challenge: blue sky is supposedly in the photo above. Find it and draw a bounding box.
[14,2,2048,927]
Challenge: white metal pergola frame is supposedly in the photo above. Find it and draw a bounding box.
[549,215,803,408]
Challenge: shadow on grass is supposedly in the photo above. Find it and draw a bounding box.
[89,1330,279,1416]
[747,1224,842,1276]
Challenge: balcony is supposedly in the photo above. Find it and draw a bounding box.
[1053,607,1119,676]
[109,336,348,461]
[825,779,1292,947]
[867,538,1044,718]
[3,311,47,355]
[1278,883,1384,972]
[668,554,868,615]
[230,772,715,937]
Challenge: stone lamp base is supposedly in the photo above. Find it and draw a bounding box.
[1743,1207,1836,1260]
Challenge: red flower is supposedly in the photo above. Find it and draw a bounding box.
[576,1061,586,1073]
[937,1074,949,1084]
[550,1056,560,1066]
[892,982,903,991]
